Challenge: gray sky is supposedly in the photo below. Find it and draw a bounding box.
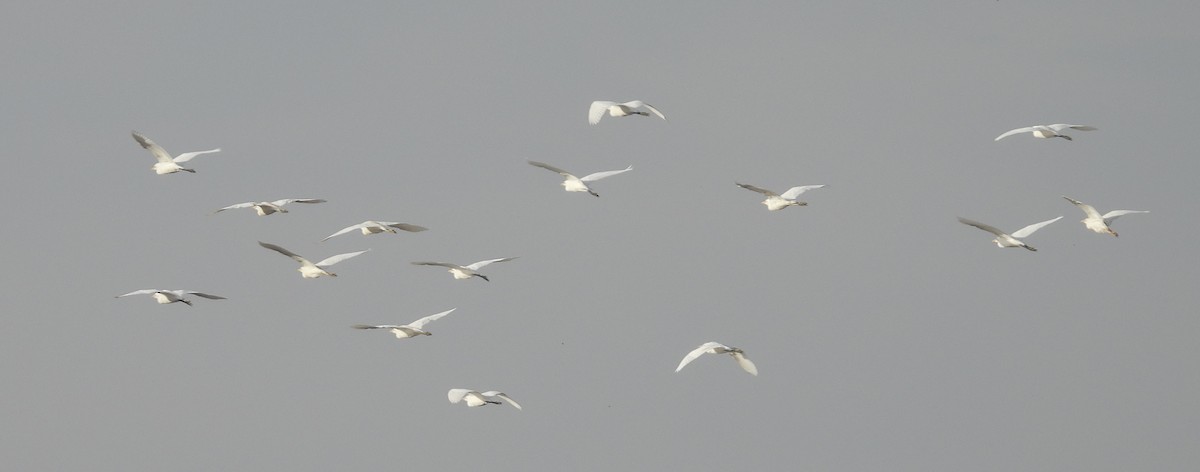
[2,2,1198,470]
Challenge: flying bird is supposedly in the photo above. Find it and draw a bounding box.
[411,257,516,282]
[527,160,633,197]
[131,131,221,174]
[322,221,428,242]
[115,289,226,306]
[352,308,456,339]
[213,199,326,216]
[994,124,1097,141]
[1062,196,1149,237]
[676,342,758,376]
[588,100,666,125]
[957,216,1062,251]
[736,183,826,211]
[258,241,368,278]
[447,389,522,410]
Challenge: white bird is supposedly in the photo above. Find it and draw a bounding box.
[352,308,456,339]
[258,241,368,278]
[957,216,1062,251]
[736,182,826,211]
[115,289,226,306]
[213,199,326,216]
[1062,196,1149,237]
[132,131,221,174]
[994,124,1097,141]
[322,221,428,242]
[411,257,517,282]
[447,389,522,410]
[588,100,666,125]
[527,160,633,197]
[676,342,758,376]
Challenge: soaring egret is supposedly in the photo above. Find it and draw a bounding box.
[322,221,427,242]
[352,308,456,339]
[588,100,666,125]
[527,160,633,197]
[258,241,368,278]
[994,124,1097,141]
[957,216,1062,251]
[1062,196,1149,237]
[213,199,326,216]
[131,131,221,174]
[411,257,517,282]
[447,389,522,410]
[676,342,758,376]
[736,183,826,211]
[115,289,226,306]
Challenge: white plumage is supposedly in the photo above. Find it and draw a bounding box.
[736,182,826,211]
[131,131,221,174]
[115,289,226,306]
[958,216,1062,251]
[527,160,632,197]
[1062,196,1149,237]
[352,308,456,339]
[588,100,666,125]
[411,257,517,282]
[675,341,758,376]
[447,389,522,410]
[994,124,1097,141]
[213,199,326,216]
[258,241,368,278]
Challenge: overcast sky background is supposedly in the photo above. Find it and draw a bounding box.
[2,2,1198,470]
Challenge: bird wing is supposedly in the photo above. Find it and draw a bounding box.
[352,324,404,330]
[676,342,725,372]
[407,308,456,330]
[483,391,522,410]
[258,241,310,264]
[1101,210,1149,225]
[1062,196,1103,220]
[625,100,666,120]
[993,126,1037,141]
[957,217,1007,237]
[465,257,517,270]
[271,198,326,206]
[447,388,474,404]
[580,165,633,182]
[315,250,368,267]
[527,160,574,177]
[383,222,428,232]
[1011,216,1062,238]
[321,223,367,242]
[1047,124,1097,132]
[731,352,758,376]
[588,101,616,124]
[116,289,159,298]
[182,291,227,300]
[735,183,779,197]
[213,202,257,213]
[172,148,221,163]
[411,261,462,269]
[131,131,173,163]
[779,185,826,200]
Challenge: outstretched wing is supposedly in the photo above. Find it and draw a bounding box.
[625,100,666,120]
[258,241,309,264]
[676,342,724,372]
[731,352,758,376]
[588,101,615,125]
[957,217,1007,237]
[411,261,461,269]
[735,183,779,197]
[1101,210,1149,225]
[213,202,257,214]
[315,250,368,267]
[271,198,326,206]
[482,391,522,410]
[1011,216,1062,238]
[131,131,173,163]
[352,324,404,330]
[182,291,227,300]
[465,257,517,270]
[779,185,826,200]
[407,308,456,330]
[321,223,367,242]
[1047,124,1097,132]
[447,388,474,404]
[580,165,633,182]
[527,160,574,177]
[382,222,428,232]
[1062,196,1103,220]
[116,289,158,298]
[172,148,221,163]
[994,126,1037,141]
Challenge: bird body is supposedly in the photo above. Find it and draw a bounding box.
[353,308,456,339]
[214,199,326,216]
[957,216,1061,251]
[994,124,1096,141]
[132,131,221,174]
[258,241,368,278]
[411,257,516,281]
[322,221,428,241]
[1062,196,1148,237]
[736,183,825,211]
[588,100,666,125]
[527,160,632,197]
[676,341,758,376]
[116,289,226,306]
[448,389,522,410]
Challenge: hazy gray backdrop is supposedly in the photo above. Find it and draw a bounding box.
[3,2,1198,470]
